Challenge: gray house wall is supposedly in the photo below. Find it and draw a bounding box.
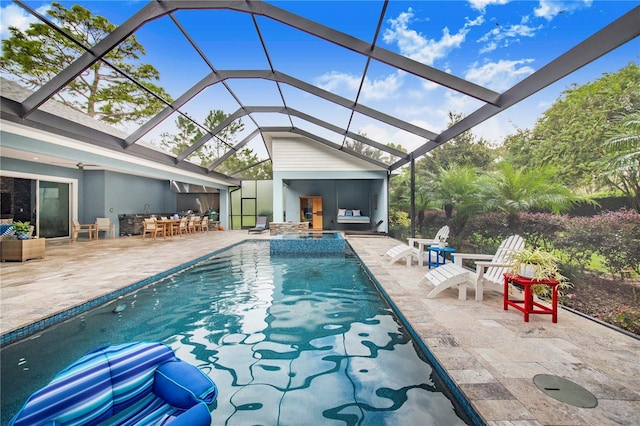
[1,128,232,235]
[84,171,178,234]
[275,170,388,232]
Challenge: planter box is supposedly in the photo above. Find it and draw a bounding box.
[1,238,46,262]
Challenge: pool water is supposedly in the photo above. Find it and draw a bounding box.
[1,241,470,425]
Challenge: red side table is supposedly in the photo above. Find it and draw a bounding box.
[503,273,559,323]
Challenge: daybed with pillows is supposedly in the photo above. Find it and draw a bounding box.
[9,341,218,426]
[337,208,370,224]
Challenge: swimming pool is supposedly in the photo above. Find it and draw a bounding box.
[1,241,472,425]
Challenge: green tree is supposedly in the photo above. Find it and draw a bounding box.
[160,110,244,165]
[501,128,534,169]
[0,2,170,124]
[503,62,640,190]
[222,149,273,179]
[397,112,495,233]
[419,112,496,172]
[472,162,587,221]
[160,115,204,161]
[388,207,411,240]
[159,109,271,178]
[344,134,406,165]
[389,165,412,211]
[430,164,478,222]
[601,112,640,211]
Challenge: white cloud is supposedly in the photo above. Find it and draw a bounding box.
[421,80,440,91]
[358,122,427,151]
[468,0,511,12]
[0,3,49,39]
[477,16,541,53]
[472,118,512,144]
[314,71,404,102]
[465,59,535,91]
[389,81,486,140]
[314,71,360,94]
[534,0,593,21]
[444,90,481,116]
[382,8,484,66]
[394,128,426,151]
[479,41,497,54]
[362,72,404,101]
[358,123,393,144]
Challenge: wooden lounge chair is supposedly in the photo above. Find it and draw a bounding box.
[177,217,188,236]
[94,217,115,239]
[187,216,197,234]
[385,225,450,266]
[248,216,269,234]
[71,219,95,241]
[142,218,162,240]
[420,234,524,301]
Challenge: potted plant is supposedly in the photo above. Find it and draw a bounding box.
[510,247,562,280]
[509,247,571,297]
[437,235,447,248]
[13,221,31,240]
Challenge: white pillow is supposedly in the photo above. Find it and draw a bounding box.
[338,208,346,216]
[353,209,361,216]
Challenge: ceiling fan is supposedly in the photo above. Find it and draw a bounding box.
[48,160,100,170]
[75,162,97,170]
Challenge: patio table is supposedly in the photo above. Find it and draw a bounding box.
[503,273,559,323]
[426,246,455,269]
[154,219,181,237]
[408,238,447,267]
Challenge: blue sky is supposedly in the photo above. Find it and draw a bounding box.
[1,0,638,161]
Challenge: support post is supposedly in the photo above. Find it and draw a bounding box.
[410,154,415,238]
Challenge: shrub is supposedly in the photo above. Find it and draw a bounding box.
[586,210,640,278]
[389,208,639,279]
[606,306,640,335]
[418,209,448,238]
[518,213,566,252]
[388,208,410,240]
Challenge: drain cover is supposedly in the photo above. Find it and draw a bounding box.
[533,374,598,408]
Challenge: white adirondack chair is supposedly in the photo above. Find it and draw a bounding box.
[385,226,450,266]
[420,234,524,301]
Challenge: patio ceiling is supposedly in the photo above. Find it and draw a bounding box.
[1,1,638,179]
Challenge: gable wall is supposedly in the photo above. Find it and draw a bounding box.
[271,138,385,172]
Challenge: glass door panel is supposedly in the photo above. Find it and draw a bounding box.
[38,181,70,238]
[241,198,257,228]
